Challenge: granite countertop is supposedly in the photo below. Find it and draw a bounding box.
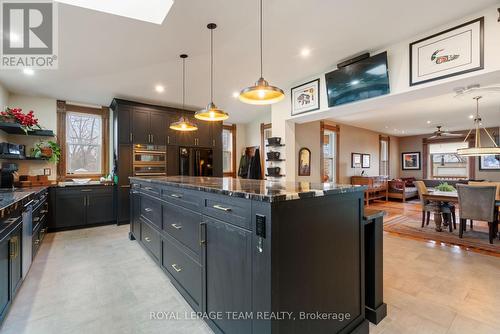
[0,186,48,211]
[130,176,365,202]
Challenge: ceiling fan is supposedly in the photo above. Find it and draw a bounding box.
[428,126,462,139]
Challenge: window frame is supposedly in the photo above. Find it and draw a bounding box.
[379,135,390,178]
[422,137,475,180]
[57,100,109,180]
[320,122,340,183]
[222,124,236,177]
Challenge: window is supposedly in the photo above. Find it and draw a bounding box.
[429,142,469,179]
[66,112,102,174]
[57,101,109,179]
[320,123,339,183]
[222,124,236,176]
[379,136,390,177]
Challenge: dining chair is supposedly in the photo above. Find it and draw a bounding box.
[415,181,438,228]
[468,181,500,231]
[457,184,497,244]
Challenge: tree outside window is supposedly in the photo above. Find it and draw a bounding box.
[66,112,102,175]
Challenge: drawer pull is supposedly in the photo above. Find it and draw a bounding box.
[34,239,40,245]
[213,204,232,212]
[144,208,153,212]
[170,193,183,198]
[144,187,154,191]
[144,237,151,242]
[81,189,92,192]
[171,223,182,230]
[171,264,182,272]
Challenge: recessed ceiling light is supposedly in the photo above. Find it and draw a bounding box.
[155,85,165,93]
[232,91,239,98]
[468,114,474,119]
[426,120,431,124]
[54,0,174,24]
[23,68,34,76]
[300,48,311,57]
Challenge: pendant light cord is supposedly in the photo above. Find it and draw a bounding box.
[260,0,263,78]
[182,57,186,110]
[210,27,214,103]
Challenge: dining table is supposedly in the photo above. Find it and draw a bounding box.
[422,190,500,232]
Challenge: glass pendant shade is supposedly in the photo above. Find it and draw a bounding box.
[239,77,285,105]
[239,0,284,105]
[170,54,198,132]
[194,102,229,121]
[169,116,198,131]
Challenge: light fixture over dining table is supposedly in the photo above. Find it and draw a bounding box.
[457,96,500,156]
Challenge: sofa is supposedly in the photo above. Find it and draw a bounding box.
[388,177,418,202]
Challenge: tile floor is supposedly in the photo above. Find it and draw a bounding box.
[1,224,499,334]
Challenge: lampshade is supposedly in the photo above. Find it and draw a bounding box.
[169,116,198,131]
[238,77,285,105]
[170,54,198,132]
[456,147,500,156]
[194,102,229,121]
[195,23,228,122]
[238,0,284,105]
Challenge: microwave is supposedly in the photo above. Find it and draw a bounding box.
[132,144,167,176]
[0,143,25,157]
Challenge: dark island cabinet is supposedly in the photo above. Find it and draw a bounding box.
[130,178,370,334]
[204,216,253,334]
[50,186,115,231]
[0,234,10,321]
[130,186,141,240]
[0,221,22,324]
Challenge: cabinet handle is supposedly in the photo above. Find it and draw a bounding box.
[199,222,206,246]
[143,187,153,191]
[144,237,151,242]
[171,223,182,230]
[130,132,133,142]
[41,209,48,214]
[151,134,154,143]
[144,208,153,212]
[170,193,183,198]
[167,135,170,144]
[120,185,131,188]
[34,239,40,245]
[83,196,86,206]
[81,189,92,192]
[213,204,232,212]
[213,139,215,147]
[171,264,182,272]
[9,238,15,259]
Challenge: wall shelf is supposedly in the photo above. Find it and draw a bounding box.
[0,154,49,161]
[0,122,55,136]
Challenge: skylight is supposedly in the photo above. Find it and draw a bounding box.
[54,0,174,25]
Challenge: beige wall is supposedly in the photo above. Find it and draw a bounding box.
[399,127,500,181]
[295,122,321,182]
[0,83,9,143]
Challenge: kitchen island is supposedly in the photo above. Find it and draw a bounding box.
[129,176,372,334]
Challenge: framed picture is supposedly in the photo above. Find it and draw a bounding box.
[351,153,362,168]
[409,17,484,86]
[291,79,320,116]
[479,155,500,170]
[402,152,421,170]
[298,148,311,176]
[362,154,371,168]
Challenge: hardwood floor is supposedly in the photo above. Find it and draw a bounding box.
[0,222,499,333]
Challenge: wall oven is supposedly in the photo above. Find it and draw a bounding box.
[133,144,167,176]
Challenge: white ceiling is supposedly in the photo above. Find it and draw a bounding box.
[330,88,500,136]
[0,0,497,123]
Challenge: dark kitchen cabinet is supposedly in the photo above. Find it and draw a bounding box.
[116,105,132,144]
[150,111,168,145]
[0,236,9,320]
[204,216,252,334]
[9,226,22,298]
[117,187,130,225]
[132,109,150,144]
[130,187,141,240]
[166,112,179,145]
[117,144,132,224]
[117,145,132,186]
[194,121,212,147]
[52,186,114,231]
[212,122,223,177]
[167,146,179,176]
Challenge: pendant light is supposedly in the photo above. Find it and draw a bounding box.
[457,96,500,156]
[170,54,198,132]
[238,0,284,105]
[194,23,229,121]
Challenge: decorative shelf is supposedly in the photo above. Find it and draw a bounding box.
[0,122,55,136]
[0,154,49,161]
[266,159,285,162]
[266,144,285,147]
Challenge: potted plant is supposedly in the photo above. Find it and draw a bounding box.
[1,107,41,133]
[435,182,456,192]
[32,141,61,163]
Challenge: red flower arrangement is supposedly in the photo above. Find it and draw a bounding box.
[1,107,41,133]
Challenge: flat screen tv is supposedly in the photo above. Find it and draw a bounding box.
[325,52,390,107]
